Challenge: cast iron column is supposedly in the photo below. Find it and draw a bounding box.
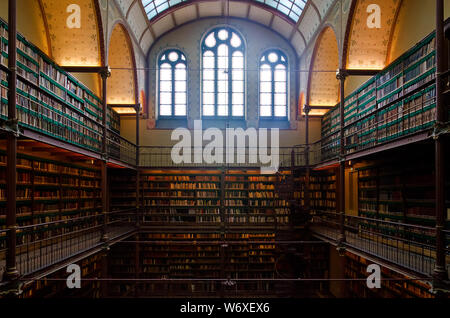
[136,105,140,227]
[100,68,110,242]
[337,70,348,245]
[303,105,311,216]
[3,0,19,282]
[432,0,449,290]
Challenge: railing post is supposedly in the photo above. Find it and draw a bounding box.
[304,105,311,216]
[135,104,140,227]
[432,0,449,294]
[3,0,20,286]
[336,69,348,248]
[100,67,111,242]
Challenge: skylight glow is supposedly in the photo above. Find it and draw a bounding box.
[141,0,307,23]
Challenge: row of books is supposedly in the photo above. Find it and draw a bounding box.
[0,19,122,151]
[321,32,438,159]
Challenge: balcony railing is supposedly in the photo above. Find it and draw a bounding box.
[139,146,312,169]
[0,209,136,278]
[310,210,450,277]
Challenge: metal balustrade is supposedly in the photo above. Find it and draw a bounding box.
[310,210,449,277]
[0,209,136,278]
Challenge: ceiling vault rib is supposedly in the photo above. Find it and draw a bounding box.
[126,0,138,20]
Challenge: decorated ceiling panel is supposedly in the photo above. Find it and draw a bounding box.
[346,0,401,70]
[107,24,136,105]
[309,27,339,110]
[298,4,321,43]
[41,0,101,66]
[312,0,335,19]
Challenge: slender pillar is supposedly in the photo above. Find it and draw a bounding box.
[303,105,311,215]
[135,105,140,227]
[3,0,19,282]
[432,0,448,287]
[100,68,110,242]
[337,70,348,245]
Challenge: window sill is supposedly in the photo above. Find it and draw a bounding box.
[156,118,188,129]
[259,119,290,129]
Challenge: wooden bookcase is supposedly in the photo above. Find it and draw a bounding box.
[0,149,102,230]
[321,31,438,160]
[0,19,120,154]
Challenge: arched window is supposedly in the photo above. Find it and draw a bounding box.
[202,27,245,118]
[259,50,288,118]
[158,49,187,117]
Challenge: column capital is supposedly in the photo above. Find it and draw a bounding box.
[303,104,312,115]
[336,69,348,81]
[100,66,111,79]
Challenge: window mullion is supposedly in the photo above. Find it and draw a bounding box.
[171,62,175,117]
[214,48,218,117]
[271,64,275,119]
[228,47,233,117]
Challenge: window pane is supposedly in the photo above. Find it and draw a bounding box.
[160,64,172,81]
[203,54,215,69]
[205,33,216,48]
[260,64,272,82]
[274,93,286,106]
[232,51,243,69]
[160,92,172,105]
[218,92,228,105]
[274,65,286,82]
[233,80,244,93]
[260,82,271,93]
[160,80,172,92]
[233,69,244,81]
[175,93,186,105]
[260,106,271,117]
[203,81,214,93]
[203,93,214,105]
[275,106,287,117]
[260,93,272,106]
[175,64,186,80]
[217,105,228,116]
[218,80,228,93]
[203,104,214,116]
[175,80,186,92]
[203,70,215,81]
[232,105,244,117]
[160,104,171,116]
[232,93,243,105]
[230,33,242,48]
[174,104,186,116]
[218,29,229,41]
[274,81,286,93]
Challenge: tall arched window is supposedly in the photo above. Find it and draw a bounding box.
[259,50,288,119]
[202,27,245,118]
[158,49,187,117]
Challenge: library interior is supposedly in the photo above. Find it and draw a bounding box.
[0,0,449,299]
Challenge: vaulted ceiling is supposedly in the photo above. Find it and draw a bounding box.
[115,0,336,57]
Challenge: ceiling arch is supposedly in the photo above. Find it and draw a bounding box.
[344,0,402,70]
[111,0,336,57]
[40,0,103,66]
[107,23,137,108]
[307,26,339,116]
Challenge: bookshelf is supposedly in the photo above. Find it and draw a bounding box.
[309,170,337,216]
[357,153,450,237]
[109,168,138,212]
[139,169,293,227]
[344,252,434,298]
[321,31,438,159]
[0,18,120,154]
[0,149,102,229]
[20,252,103,298]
